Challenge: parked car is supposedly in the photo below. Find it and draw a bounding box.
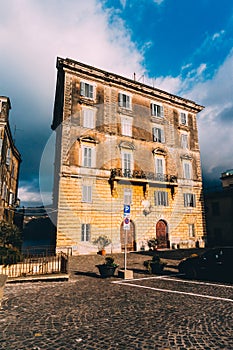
[178,247,233,282]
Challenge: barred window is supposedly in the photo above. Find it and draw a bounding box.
[81,224,91,242]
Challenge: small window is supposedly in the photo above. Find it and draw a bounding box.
[181,134,188,149]
[154,191,168,206]
[152,127,165,143]
[121,116,132,136]
[188,224,195,238]
[83,108,95,129]
[151,103,164,117]
[81,224,91,242]
[83,146,94,167]
[183,161,192,179]
[118,93,131,109]
[80,81,94,99]
[180,112,187,125]
[82,185,92,203]
[184,193,196,207]
[6,148,11,166]
[155,157,165,176]
[122,152,133,177]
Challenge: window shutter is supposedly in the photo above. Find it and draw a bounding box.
[119,93,123,107]
[160,106,164,117]
[151,103,154,116]
[80,82,85,96]
[89,85,93,99]
[161,129,165,143]
[126,95,130,109]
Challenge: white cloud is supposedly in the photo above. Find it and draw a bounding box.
[18,186,42,206]
[212,30,225,40]
[184,49,233,179]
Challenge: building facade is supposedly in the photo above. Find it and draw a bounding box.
[0,96,21,224]
[205,170,233,246]
[52,57,206,255]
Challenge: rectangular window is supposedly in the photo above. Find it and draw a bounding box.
[83,147,93,167]
[82,185,92,203]
[83,108,95,128]
[152,127,165,143]
[154,191,168,206]
[180,112,187,125]
[184,193,196,207]
[118,93,131,109]
[151,103,164,117]
[81,224,91,242]
[183,161,191,179]
[124,188,132,205]
[122,152,132,177]
[188,224,195,238]
[80,81,94,99]
[6,148,11,166]
[181,134,188,148]
[121,116,132,136]
[9,192,14,206]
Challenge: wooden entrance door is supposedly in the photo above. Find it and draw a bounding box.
[120,221,136,251]
[156,220,168,249]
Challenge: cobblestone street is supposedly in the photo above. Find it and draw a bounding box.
[0,251,233,349]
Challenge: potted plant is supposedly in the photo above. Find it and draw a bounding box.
[96,256,119,278]
[143,254,166,274]
[147,238,158,251]
[93,235,111,255]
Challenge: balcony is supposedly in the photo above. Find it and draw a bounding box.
[110,168,177,184]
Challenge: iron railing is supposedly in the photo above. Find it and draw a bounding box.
[0,252,68,278]
[110,168,177,183]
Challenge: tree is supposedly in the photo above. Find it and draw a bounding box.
[0,221,22,265]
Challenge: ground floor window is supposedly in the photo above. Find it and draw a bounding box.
[188,223,195,238]
[81,224,91,242]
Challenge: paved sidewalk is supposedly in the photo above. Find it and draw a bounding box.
[2,249,231,350]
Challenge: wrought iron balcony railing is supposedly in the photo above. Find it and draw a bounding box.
[110,168,177,183]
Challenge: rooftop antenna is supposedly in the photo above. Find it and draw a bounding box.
[138,74,144,83]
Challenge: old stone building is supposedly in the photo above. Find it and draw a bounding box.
[0,96,21,224]
[52,57,206,255]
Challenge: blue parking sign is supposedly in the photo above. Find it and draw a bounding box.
[124,205,130,214]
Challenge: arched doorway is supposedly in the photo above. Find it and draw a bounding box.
[156,220,169,249]
[120,220,136,252]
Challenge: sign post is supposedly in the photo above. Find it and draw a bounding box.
[118,204,134,280]
[123,205,130,271]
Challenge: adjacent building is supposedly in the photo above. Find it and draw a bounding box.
[205,170,233,246]
[52,57,206,255]
[0,96,21,224]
